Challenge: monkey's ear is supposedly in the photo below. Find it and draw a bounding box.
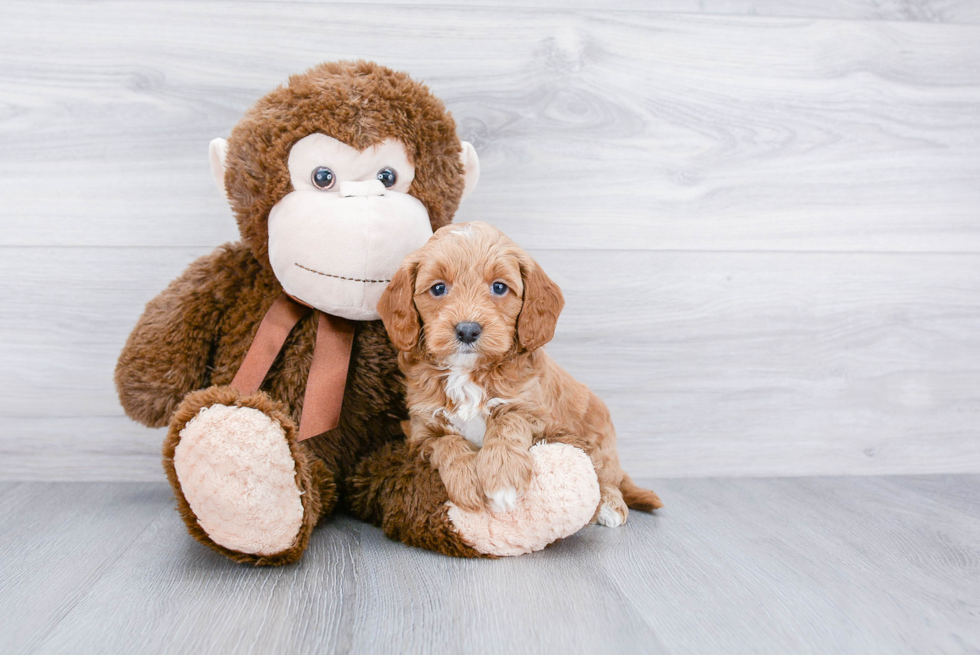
[378,257,421,351]
[459,141,480,200]
[517,258,565,352]
[209,137,229,199]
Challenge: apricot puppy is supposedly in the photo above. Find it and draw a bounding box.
[378,221,662,525]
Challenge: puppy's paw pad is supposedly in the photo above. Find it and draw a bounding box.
[597,499,628,527]
[487,487,518,512]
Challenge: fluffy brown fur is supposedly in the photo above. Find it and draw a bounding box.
[377,222,663,520]
[116,61,478,564]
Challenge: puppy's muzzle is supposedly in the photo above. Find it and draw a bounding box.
[455,322,482,345]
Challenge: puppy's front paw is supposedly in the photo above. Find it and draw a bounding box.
[441,456,484,513]
[476,446,534,513]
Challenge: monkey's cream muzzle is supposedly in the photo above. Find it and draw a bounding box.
[260,133,436,320]
[267,187,432,321]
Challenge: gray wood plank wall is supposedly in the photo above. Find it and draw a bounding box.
[1,1,978,480]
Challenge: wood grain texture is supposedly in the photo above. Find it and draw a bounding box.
[0,418,163,481]
[0,483,170,654]
[229,0,980,23]
[883,474,980,519]
[1,476,976,654]
[1,3,979,252]
[1,1,979,480]
[3,247,978,480]
[583,475,980,654]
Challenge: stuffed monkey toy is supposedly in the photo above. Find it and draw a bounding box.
[115,61,600,564]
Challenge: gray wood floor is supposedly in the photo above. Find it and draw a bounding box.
[2,475,977,654]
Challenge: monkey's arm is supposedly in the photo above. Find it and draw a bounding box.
[114,243,249,428]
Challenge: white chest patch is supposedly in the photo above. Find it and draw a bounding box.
[444,363,487,447]
[441,355,511,448]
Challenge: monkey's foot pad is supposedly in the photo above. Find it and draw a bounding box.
[173,404,304,556]
[447,442,601,557]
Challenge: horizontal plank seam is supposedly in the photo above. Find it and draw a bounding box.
[4,245,980,257]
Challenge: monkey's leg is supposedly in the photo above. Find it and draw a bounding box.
[163,386,334,565]
[347,440,599,557]
[346,440,487,557]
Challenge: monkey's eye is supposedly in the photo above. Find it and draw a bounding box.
[491,281,509,296]
[311,167,336,190]
[430,282,448,297]
[377,167,397,189]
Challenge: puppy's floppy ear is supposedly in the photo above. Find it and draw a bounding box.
[517,258,565,352]
[378,255,421,351]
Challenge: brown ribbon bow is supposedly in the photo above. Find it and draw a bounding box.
[231,294,355,441]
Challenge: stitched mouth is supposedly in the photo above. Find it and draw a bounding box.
[294,263,391,284]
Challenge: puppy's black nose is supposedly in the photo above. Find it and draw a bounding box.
[455,322,482,344]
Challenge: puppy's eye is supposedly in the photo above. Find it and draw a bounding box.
[430,282,448,297]
[491,281,508,296]
[377,167,397,189]
[311,167,336,190]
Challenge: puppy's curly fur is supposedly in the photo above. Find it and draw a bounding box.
[378,222,662,524]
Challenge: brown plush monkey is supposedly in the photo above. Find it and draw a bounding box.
[115,61,598,564]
